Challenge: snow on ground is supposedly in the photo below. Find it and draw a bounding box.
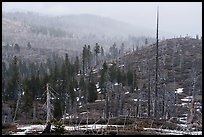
[175,88,184,94]
[125,91,129,94]
[181,98,191,102]
[10,124,202,135]
[11,124,46,135]
[95,99,105,102]
[181,96,192,102]
[143,128,202,135]
[133,99,138,101]
[64,124,123,131]
[96,82,100,89]
[119,64,125,68]
[11,124,124,135]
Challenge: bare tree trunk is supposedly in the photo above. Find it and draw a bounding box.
[33,101,36,120]
[147,62,151,118]
[154,6,159,120]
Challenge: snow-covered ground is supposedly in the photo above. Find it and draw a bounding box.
[11,124,46,135]
[11,124,202,135]
[10,124,124,135]
[143,128,202,135]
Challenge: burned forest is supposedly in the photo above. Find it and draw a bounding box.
[2,2,202,135]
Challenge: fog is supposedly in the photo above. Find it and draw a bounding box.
[3,2,202,38]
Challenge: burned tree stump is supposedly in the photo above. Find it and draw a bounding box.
[41,122,51,134]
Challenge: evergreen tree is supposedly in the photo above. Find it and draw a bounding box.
[87,45,92,69]
[101,46,104,57]
[22,79,33,119]
[99,62,108,89]
[94,43,100,65]
[145,38,148,45]
[27,42,32,49]
[53,99,62,120]
[82,45,87,75]
[74,56,80,74]
[7,56,20,100]
[79,76,87,103]
[117,68,122,84]
[87,81,97,103]
[14,43,20,52]
[2,61,6,101]
[109,62,117,82]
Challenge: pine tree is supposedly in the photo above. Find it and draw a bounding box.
[82,45,87,75]
[109,62,117,82]
[74,56,80,74]
[87,81,97,103]
[145,38,148,45]
[79,76,87,103]
[101,46,104,57]
[94,43,100,65]
[7,56,20,100]
[22,79,33,119]
[27,42,32,49]
[14,43,20,52]
[99,62,108,89]
[53,99,62,120]
[2,61,6,101]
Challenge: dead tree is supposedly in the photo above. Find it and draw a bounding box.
[154,6,159,120]
[147,60,151,118]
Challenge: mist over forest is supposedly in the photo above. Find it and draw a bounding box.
[2,2,202,135]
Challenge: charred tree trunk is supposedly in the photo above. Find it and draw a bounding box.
[154,6,159,120]
[147,63,151,118]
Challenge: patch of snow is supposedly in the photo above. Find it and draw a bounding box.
[95,99,105,102]
[64,124,123,131]
[97,88,101,92]
[133,99,138,101]
[196,109,201,111]
[184,96,193,99]
[76,97,79,101]
[11,124,46,135]
[96,82,99,88]
[80,112,89,115]
[92,69,97,73]
[114,83,119,86]
[181,98,191,102]
[181,103,188,106]
[119,64,125,68]
[125,91,129,94]
[143,128,202,135]
[175,88,183,94]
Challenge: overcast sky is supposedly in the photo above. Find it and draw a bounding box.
[2,2,202,37]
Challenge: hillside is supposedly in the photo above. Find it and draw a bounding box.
[119,37,202,99]
[2,12,156,52]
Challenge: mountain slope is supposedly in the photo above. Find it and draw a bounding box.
[119,37,202,97]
